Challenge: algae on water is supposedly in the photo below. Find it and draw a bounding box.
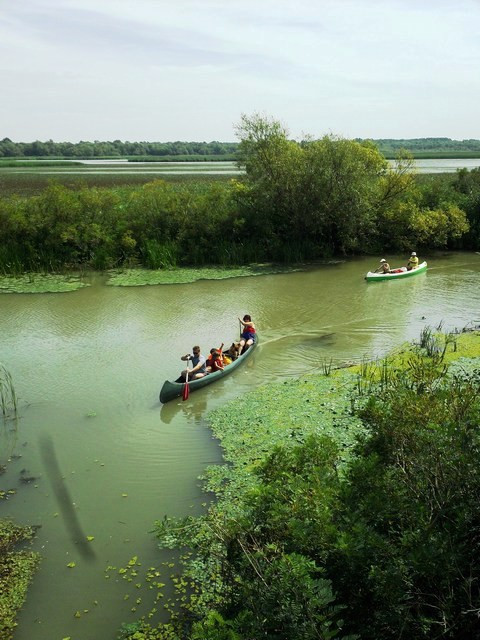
[0,520,40,640]
[0,273,89,294]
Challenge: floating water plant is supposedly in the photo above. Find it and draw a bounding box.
[0,521,40,639]
[0,273,89,294]
[106,264,302,287]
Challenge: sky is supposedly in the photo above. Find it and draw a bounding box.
[1,0,479,142]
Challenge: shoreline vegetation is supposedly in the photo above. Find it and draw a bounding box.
[0,116,479,279]
[2,135,480,160]
[118,326,480,640]
[0,521,40,640]
[0,364,40,640]
[3,118,480,638]
[3,327,480,638]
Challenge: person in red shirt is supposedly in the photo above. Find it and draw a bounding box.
[238,315,256,354]
[210,350,225,372]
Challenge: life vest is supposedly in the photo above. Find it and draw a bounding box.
[211,358,224,372]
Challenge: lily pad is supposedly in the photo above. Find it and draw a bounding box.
[0,273,89,294]
[106,264,302,287]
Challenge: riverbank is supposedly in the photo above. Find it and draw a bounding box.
[2,258,480,640]
[0,143,477,276]
[131,327,480,639]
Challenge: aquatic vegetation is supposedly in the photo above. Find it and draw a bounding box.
[142,329,480,640]
[0,363,17,418]
[106,264,301,287]
[0,521,40,640]
[203,371,366,498]
[0,273,88,294]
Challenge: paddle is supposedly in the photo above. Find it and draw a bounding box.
[182,370,189,401]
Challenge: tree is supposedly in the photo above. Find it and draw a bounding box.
[234,114,397,256]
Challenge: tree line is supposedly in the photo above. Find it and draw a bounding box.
[0,115,479,274]
[2,134,480,159]
[0,138,238,159]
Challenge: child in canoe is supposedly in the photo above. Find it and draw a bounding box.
[239,315,256,354]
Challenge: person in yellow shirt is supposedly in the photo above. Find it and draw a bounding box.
[407,251,419,270]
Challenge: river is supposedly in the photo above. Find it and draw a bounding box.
[8,158,480,175]
[1,252,480,640]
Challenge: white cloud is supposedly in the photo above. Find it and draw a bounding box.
[1,0,479,140]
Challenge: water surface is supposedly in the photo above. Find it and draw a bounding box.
[1,252,480,639]
[7,158,480,176]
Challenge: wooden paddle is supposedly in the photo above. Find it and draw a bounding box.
[182,369,189,401]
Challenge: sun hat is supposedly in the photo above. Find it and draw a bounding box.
[411,251,416,256]
[380,258,386,262]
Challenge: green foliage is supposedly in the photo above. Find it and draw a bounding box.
[336,366,480,637]
[452,168,480,249]
[3,135,480,161]
[0,137,238,159]
[147,331,480,639]
[0,520,40,640]
[235,114,390,255]
[1,118,478,275]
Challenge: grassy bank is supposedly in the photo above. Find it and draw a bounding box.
[0,126,478,276]
[0,169,232,197]
[0,160,84,167]
[122,327,480,639]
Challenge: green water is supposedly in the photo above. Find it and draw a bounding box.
[1,253,479,640]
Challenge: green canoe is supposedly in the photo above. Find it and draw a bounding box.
[159,337,258,403]
[365,261,428,282]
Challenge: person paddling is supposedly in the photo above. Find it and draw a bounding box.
[374,258,390,274]
[407,251,419,270]
[180,346,207,380]
[238,315,256,354]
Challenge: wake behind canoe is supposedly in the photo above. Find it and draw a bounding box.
[159,337,258,403]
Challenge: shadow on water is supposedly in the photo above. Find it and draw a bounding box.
[39,435,95,560]
[159,395,209,425]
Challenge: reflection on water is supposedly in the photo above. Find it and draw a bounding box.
[0,252,479,639]
[160,396,209,425]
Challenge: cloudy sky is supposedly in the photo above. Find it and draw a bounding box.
[1,0,479,142]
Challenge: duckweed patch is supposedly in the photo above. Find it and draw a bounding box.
[205,371,365,498]
[140,329,480,640]
[106,264,301,287]
[0,273,89,294]
[0,520,40,640]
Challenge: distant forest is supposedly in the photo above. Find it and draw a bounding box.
[1,136,480,159]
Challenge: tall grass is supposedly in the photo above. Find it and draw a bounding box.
[142,240,178,269]
[0,363,17,418]
[354,327,459,408]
